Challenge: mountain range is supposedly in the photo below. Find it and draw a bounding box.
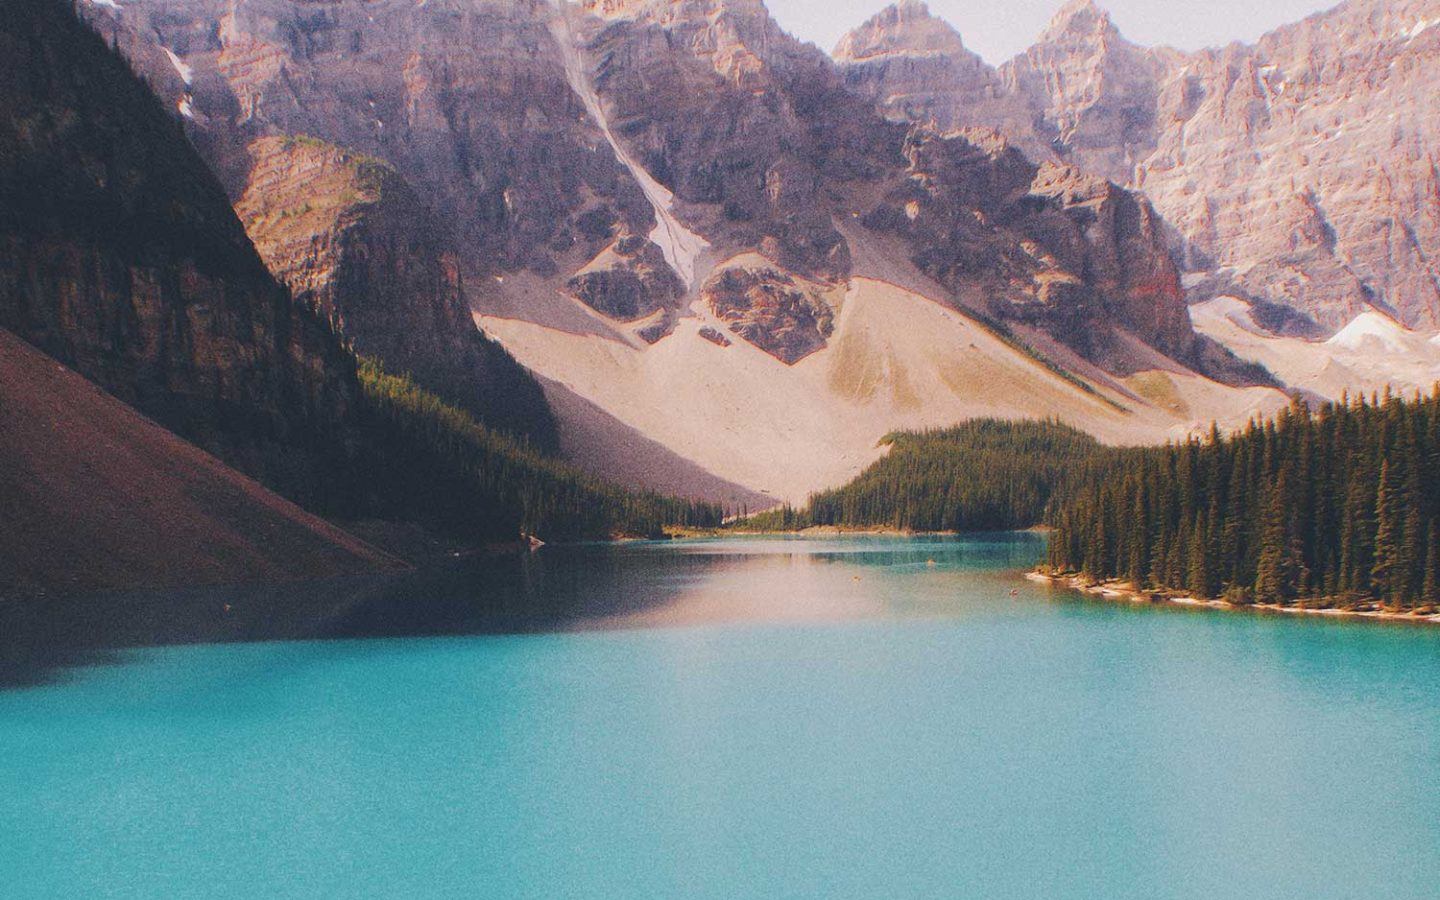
[837,0,1440,336]
[76,0,1314,503]
[8,0,1440,581]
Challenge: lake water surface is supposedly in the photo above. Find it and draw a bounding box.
[2,534,1438,898]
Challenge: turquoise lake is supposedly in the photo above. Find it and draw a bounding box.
[2,534,1438,898]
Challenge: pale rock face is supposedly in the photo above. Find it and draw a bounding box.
[834,2,1046,161]
[1001,0,1163,184]
[835,0,1440,334]
[1137,0,1440,331]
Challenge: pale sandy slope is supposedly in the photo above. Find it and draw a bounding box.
[1191,297,1440,401]
[501,6,1288,504]
[480,276,1287,505]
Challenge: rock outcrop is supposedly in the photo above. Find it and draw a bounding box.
[236,135,558,450]
[863,128,1194,367]
[567,235,685,322]
[702,266,834,364]
[836,0,1440,333]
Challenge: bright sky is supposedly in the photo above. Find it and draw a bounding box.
[768,0,1339,64]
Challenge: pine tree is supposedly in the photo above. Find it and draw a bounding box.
[1125,488,1147,586]
[1221,445,1248,587]
[1373,460,1403,604]
[1422,522,1440,610]
[1254,471,1290,604]
[1401,507,1424,608]
[1186,516,1213,599]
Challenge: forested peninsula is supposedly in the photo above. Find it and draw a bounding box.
[741,394,1440,622]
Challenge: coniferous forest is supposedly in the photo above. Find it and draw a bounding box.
[355,360,724,542]
[1047,390,1440,611]
[742,398,1440,614]
[741,420,1108,532]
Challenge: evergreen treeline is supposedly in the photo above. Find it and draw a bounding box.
[355,360,723,541]
[1048,391,1440,611]
[740,420,1109,532]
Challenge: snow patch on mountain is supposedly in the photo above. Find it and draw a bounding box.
[1325,309,1429,355]
[1192,298,1440,400]
[1406,18,1440,40]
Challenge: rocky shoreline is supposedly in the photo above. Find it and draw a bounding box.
[1028,572,1440,627]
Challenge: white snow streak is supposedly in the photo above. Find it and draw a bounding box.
[163,47,193,86]
[547,2,709,288]
[1406,18,1440,40]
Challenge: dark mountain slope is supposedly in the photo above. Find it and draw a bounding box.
[0,0,358,507]
[0,330,399,597]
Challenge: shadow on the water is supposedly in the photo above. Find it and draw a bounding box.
[0,546,709,689]
[0,533,1049,689]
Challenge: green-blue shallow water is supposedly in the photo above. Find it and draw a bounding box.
[2,534,1438,898]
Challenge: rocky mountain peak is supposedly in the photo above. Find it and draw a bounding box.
[579,0,809,88]
[1002,0,1158,184]
[832,0,1046,160]
[832,1,968,62]
[1037,0,1116,45]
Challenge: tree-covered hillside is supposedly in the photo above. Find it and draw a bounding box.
[1048,391,1440,611]
[356,361,723,542]
[742,420,1110,532]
